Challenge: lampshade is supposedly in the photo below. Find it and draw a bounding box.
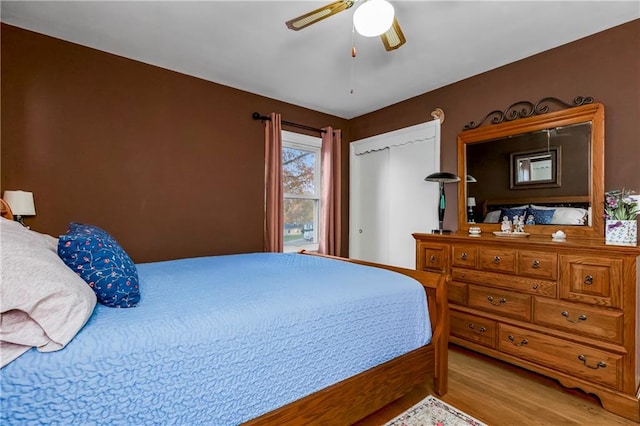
[2,190,36,216]
[466,174,478,183]
[353,0,395,37]
[424,172,460,183]
[467,197,477,207]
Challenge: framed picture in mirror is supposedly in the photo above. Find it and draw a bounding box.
[510,146,561,189]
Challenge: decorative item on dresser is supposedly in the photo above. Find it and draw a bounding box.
[414,232,640,422]
[604,188,639,246]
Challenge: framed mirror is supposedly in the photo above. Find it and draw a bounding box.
[457,100,604,238]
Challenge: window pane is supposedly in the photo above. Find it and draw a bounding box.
[283,198,317,246]
[283,146,316,196]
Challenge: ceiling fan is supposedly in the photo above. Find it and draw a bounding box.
[285,0,406,52]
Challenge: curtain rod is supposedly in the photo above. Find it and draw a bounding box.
[252,112,327,134]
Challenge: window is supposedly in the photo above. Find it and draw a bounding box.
[282,131,322,253]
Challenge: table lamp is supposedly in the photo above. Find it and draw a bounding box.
[2,190,36,226]
[425,172,460,234]
[467,197,477,223]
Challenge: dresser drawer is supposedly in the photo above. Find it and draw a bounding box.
[451,310,497,348]
[452,245,478,268]
[418,242,448,272]
[452,268,556,298]
[559,255,623,308]
[468,285,532,322]
[518,251,557,280]
[447,281,467,305]
[533,298,624,344]
[479,248,516,273]
[498,324,623,390]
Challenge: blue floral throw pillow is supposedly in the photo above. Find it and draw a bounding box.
[500,208,527,221]
[525,208,556,225]
[58,223,140,308]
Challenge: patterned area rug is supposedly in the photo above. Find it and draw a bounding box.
[383,395,487,426]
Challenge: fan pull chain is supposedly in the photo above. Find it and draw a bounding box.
[350,25,357,94]
[350,45,356,94]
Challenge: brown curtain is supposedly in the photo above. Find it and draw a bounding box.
[264,113,283,252]
[318,127,342,256]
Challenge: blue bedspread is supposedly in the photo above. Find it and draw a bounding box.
[1,253,431,425]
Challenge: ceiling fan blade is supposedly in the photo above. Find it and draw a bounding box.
[381,18,406,51]
[286,0,355,31]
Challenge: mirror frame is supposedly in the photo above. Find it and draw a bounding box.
[457,102,605,239]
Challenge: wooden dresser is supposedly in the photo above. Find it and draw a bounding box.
[414,232,640,422]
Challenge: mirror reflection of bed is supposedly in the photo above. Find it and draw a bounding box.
[480,196,591,227]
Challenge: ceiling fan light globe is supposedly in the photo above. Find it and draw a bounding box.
[353,0,395,37]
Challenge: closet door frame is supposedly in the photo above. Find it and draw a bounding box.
[349,120,441,268]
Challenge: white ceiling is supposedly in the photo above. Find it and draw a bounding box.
[1,1,638,119]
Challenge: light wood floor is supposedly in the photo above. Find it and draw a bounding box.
[356,344,638,426]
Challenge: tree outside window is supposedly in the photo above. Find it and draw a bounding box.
[282,131,321,252]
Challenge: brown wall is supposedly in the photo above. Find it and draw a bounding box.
[2,20,639,262]
[350,19,640,232]
[0,24,349,262]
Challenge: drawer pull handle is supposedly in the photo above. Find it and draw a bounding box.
[461,252,468,260]
[561,311,587,323]
[583,275,594,285]
[531,284,539,290]
[578,354,606,369]
[532,260,540,269]
[468,324,487,334]
[487,296,506,306]
[429,255,436,263]
[508,335,528,347]
[493,256,501,264]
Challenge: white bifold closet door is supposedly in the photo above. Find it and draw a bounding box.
[350,119,440,269]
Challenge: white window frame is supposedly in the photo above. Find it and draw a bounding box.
[282,130,322,253]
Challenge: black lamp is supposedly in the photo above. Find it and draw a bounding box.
[466,175,478,223]
[425,172,460,234]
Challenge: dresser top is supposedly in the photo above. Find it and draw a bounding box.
[413,232,640,254]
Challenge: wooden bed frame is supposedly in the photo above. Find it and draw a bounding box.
[245,252,450,425]
[0,198,14,220]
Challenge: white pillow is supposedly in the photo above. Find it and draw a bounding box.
[530,204,556,210]
[484,210,501,223]
[530,204,588,225]
[0,218,96,367]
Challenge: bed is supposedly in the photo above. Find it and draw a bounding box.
[0,207,449,425]
[480,195,591,226]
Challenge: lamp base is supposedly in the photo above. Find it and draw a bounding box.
[15,215,27,227]
[432,229,452,234]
